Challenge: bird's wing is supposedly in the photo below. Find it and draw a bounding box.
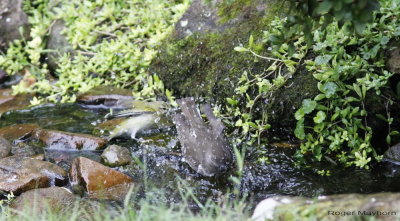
[177,97,204,128]
[201,103,225,135]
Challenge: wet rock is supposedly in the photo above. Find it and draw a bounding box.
[101,145,131,167]
[0,124,40,142]
[0,0,30,48]
[386,46,400,74]
[70,157,134,200]
[0,74,23,89]
[9,186,102,218]
[384,143,400,163]
[45,149,102,165]
[0,93,33,115]
[34,129,107,150]
[254,193,400,221]
[0,69,8,84]
[174,98,234,177]
[0,89,14,105]
[0,137,11,159]
[77,86,133,109]
[0,156,67,194]
[11,142,44,158]
[10,187,76,212]
[46,20,74,71]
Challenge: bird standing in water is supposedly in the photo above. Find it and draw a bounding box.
[105,100,168,140]
[174,97,234,177]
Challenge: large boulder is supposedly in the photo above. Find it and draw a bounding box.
[0,0,30,49]
[253,193,400,221]
[70,157,134,200]
[0,156,67,194]
[150,0,273,101]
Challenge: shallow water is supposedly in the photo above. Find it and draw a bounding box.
[1,103,400,205]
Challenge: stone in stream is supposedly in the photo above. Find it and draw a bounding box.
[0,137,12,159]
[0,124,40,142]
[0,156,67,194]
[77,86,134,109]
[0,89,14,105]
[0,93,33,115]
[101,145,132,167]
[10,187,76,212]
[384,142,400,163]
[10,187,103,218]
[252,193,400,221]
[11,142,44,158]
[33,129,107,150]
[174,97,234,177]
[70,157,134,200]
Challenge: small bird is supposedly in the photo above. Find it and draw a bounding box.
[105,100,169,140]
[174,97,234,177]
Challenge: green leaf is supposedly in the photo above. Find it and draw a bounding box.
[234,46,248,52]
[249,35,254,48]
[302,99,317,114]
[295,118,305,140]
[313,111,326,123]
[315,55,333,65]
[295,108,305,120]
[316,0,333,14]
[323,82,337,98]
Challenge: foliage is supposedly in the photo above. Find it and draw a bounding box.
[270,0,381,50]
[229,0,400,170]
[293,0,400,169]
[216,18,308,150]
[0,0,189,103]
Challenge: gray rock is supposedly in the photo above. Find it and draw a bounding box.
[386,46,400,74]
[384,143,400,163]
[0,137,11,159]
[45,19,75,71]
[101,145,132,167]
[173,0,266,39]
[0,0,30,48]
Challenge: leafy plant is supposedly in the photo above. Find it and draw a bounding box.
[0,0,190,103]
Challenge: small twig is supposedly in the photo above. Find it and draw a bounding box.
[249,50,283,62]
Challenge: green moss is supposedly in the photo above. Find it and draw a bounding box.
[151,2,280,103]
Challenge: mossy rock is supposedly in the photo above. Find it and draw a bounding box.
[150,0,277,102]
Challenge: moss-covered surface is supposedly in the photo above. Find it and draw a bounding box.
[150,0,281,103]
[273,193,400,221]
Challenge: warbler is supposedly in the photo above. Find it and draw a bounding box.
[105,100,169,140]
